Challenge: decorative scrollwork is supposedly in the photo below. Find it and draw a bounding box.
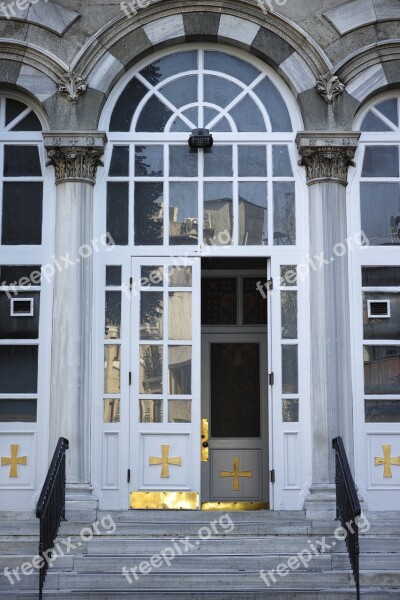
[58,71,88,103]
[316,72,345,104]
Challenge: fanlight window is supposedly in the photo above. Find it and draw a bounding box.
[107,49,296,248]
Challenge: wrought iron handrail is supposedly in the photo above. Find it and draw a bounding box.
[332,436,361,600]
[36,437,69,599]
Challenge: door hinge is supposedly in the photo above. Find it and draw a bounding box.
[266,278,273,292]
[127,469,131,483]
[129,372,132,385]
[270,469,275,483]
[129,277,133,291]
[269,372,274,386]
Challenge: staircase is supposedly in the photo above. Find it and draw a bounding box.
[1,509,400,599]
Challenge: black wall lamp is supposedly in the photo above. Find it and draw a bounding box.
[188,128,213,150]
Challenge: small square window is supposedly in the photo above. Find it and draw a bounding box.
[10,297,34,317]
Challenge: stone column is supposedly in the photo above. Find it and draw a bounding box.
[43,133,107,516]
[296,132,360,519]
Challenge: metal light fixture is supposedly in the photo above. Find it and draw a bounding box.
[188,128,213,149]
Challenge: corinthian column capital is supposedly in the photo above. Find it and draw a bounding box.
[296,132,360,186]
[43,132,107,185]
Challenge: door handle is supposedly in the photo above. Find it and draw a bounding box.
[201,418,209,462]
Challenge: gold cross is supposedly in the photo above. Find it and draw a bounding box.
[1,444,28,478]
[374,444,400,478]
[220,457,252,491]
[149,445,182,478]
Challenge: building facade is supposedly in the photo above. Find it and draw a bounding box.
[0,0,399,516]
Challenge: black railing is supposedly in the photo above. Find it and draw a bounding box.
[36,437,69,599]
[332,436,361,600]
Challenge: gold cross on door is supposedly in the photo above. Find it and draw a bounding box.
[1,444,28,478]
[149,444,182,478]
[220,457,252,491]
[374,444,400,478]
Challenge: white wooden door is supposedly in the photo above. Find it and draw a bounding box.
[129,257,201,508]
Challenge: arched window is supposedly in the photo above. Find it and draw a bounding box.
[103,48,298,249]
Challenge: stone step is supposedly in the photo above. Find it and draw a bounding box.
[99,510,308,523]
[333,553,400,570]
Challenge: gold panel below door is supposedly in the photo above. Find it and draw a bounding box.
[130,491,199,510]
[201,501,269,511]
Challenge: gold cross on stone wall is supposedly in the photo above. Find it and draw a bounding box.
[149,445,182,478]
[220,457,252,491]
[1,444,28,478]
[374,444,400,478]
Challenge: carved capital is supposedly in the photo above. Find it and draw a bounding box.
[43,132,107,185]
[296,132,360,186]
[59,71,88,103]
[316,72,345,104]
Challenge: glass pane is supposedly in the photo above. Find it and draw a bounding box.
[110,77,148,132]
[375,99,398,126]
[140,52,197,85]
[204,146,232,177]
[273,182,296,245]
[140,292,163,340]
[135,145,163,176]
[211,343,260,437]
[0,346,38,393]
[109,146,129,177]
[5,99,27,126]
[281,291,297,339]
[134,182,163,245]
[254,77,292,132]
[0,292,40,339]
[169,266,192,287]
[169,146,197,177]
[136,96,173,132]
[362,147,399,177]
[363,293,400,340]
[12,111,41,132]
[170,117,191,132]
[280,265,297,286]
[238,146,267,177]
[169,346,192,394]
[273,146,293,176]
[141,266,163,286]
[204,75,241,108]
[204,183,233,245]
[2,182,42,245]
[243,277,267,325]
[211,116,231,132]
[361,183,400,246]
[0,399,37,422]
[168,400,191,423]
[365,399,400,423]
[0,265,41,286]
[364,346,400,394]
[239,182,268,245]
[361,112,392,132]
[106,182,128,246]
[140,345,163,394]
[105,292,121,339]
[140,399,163,423]
[201,278,237,325]
[362,267,400,287]
[229,96,266,132]
[104,345,120,394]
[204,51,260,85]
[106,266,121,287]
[169,292,191,339]
[282,398,299,422]
[282,345,298,394]
[159,76,197,108]
[4,146,41,177]
[103,399,120,423]
[169,182,198,245]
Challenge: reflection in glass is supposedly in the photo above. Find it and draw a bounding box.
[282,345,298,394]
[109,77,148,132]
[204,146,232,177]
[364,346,400,394]
[201,278,237,325]
[168,400,192,423]
[169,292,191,339]
[136,96,173,132]
[254,77,292,132]
[238,146,267,177]
[239,182,268,245]
[140,292,163,340]
[169,182,198,245]
[362,146,399,178]
[140,345,163,394]
[169,346,192,394]
[170,146,197,177]
[105,292,121,339]
[204,51,260,85]
[363,293,400,340]
[280,265,297,286]
[229,96,266,132]
[273,146,293,176]
[140,52,197,85]
[134,182,163,245]
[159,76,197,108]
[361,183,400,245]
[135,145,163,176]
[0,346,38,393]
[282,398,299,422]
[103,399,120,423]
[365,400,400,423]
[104,345,120,394]
[204,183,232,245]
[109,146,129,177]
[204,75,241,108]
[281,291,297,339]
[243,278,267,325]
[107,182,128,246]
[169,267,192,287]
[141,266,163,286]
[273,182,295,245]
[0,399,37,422]
[140,399,163,423]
